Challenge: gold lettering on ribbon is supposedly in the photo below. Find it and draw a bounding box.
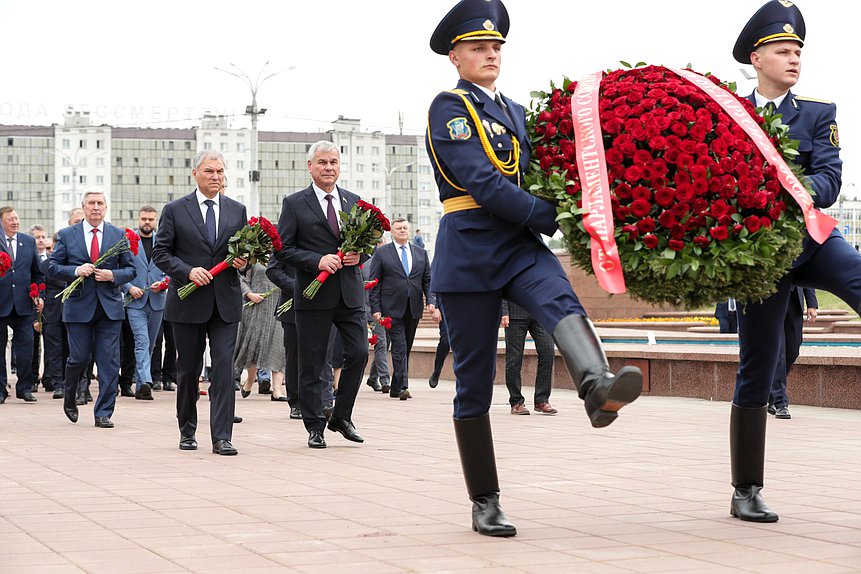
[571,71,626,294]
[670,68,837,244]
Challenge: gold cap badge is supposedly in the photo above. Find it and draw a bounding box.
[778,0,794,7]
[784,23,794,33]
[483,19,494,31]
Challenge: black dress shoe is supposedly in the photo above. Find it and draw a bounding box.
[179,436,198,450]
[163,381,176,391]
[429,373,439,388]
[327,416,364,443]
[212,439,238,455]
[289,406,303,419]
[398,389,412,400]
[379,383,391,394]
[43,381,55,392]
[94,417,114,428]
[152,381,163,391]
[53,387,65,399]
[471,493,517,537]
[730,485,779,522]
[271,395,289,402]
[258,379,272,394]
[233,415,243,423]
[366,379,382,392]
[75,391,87,406]
[17,392,37,402]
[308,430,326,449]
[134,384,154,401]
[119,383,134,398]
[63,395,78,423]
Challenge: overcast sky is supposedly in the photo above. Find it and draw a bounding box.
[1,0,856,197]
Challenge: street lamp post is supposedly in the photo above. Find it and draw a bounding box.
[214,62,292,216]
[47,147,105,227]
[373,161,416,220]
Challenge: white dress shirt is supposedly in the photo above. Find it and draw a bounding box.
[394,240,412,274]
[83,221,104,253]
[196,189,220,230]
[753,89,788,114]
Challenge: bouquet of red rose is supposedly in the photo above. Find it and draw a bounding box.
[303,200,391,299]
[58,228,140,302]
[526,64,834,308]
[29,282,46,332]
[124,276,170,306]
[0,251,11,277]
[178,216,282,300]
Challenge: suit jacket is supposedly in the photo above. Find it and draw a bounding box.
[265,255,295,324]
[0,233,44,317]
[47,222,135,322]
[39,254,65,324]
[275,185,365,311]
[747,91,843,266]
[152,190,248,324]
[794,287,818,312]
[122,231,168,311]
[426,78,558,293]
[368,241,434,319]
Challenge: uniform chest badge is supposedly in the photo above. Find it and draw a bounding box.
[491,122,506,136]
[446,117,472,140]
[830,125,840,147]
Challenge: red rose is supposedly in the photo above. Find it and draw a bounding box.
[744,215,762,233]
[636,217,656,233]
[654,187,675,208]
[624,165,644,181]
[630,199,652,218]
[642,234,659,249]
[693,236,711,247]
[368,334,378,346]
[709,226,729,241]
[668,239,685,251]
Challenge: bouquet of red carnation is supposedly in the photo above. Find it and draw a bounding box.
[0,251,11,277]
[364,278,379,291]
[124,276,170,306]
[378,315,392,329]
[368,333,379,346]
[178,216,281,300]
[303,200,391,300]
[526,64,834,308]
[58,228,140,302]
[29,282,46,332]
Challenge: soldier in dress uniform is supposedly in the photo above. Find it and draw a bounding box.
[729,0,861,523]
[427,0,643,537]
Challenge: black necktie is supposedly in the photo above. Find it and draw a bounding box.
[204,199,216,245]
[764,101,776,116]
[495,93,514,126]
[325,195,339,238]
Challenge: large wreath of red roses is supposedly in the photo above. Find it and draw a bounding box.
[526,65,809,309]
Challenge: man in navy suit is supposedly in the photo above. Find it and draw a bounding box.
[729,0,861,523]
[122,206,168,401]
[714,299,738,334]
[48,190,135,427]
[0,206,44,404]
[768,287,817,420]
[266,256,302,420]
[276,140,369,449]
[153,151,248,456]
[368,218,435,400]
[427,0,643,537]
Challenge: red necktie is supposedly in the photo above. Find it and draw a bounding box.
[90,228,99,263]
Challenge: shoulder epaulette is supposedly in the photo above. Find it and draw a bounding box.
[447,89,469,95]
[795,95,833,105]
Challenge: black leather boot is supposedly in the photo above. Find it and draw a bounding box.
[730,404,778,522]
[553,314,642,428]
[453,414,516,537]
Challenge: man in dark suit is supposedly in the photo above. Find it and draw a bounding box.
[768,288,817,419]
[276,140,369,449]
[0,206,44,404]
[29,224,50,393]
[714,298,738,334]
[729,0,861,523]
[47,190,135,427]
[43,231,68,400]
[266,255,302,420]
[368,218,435,400]
[153,151,248,456]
